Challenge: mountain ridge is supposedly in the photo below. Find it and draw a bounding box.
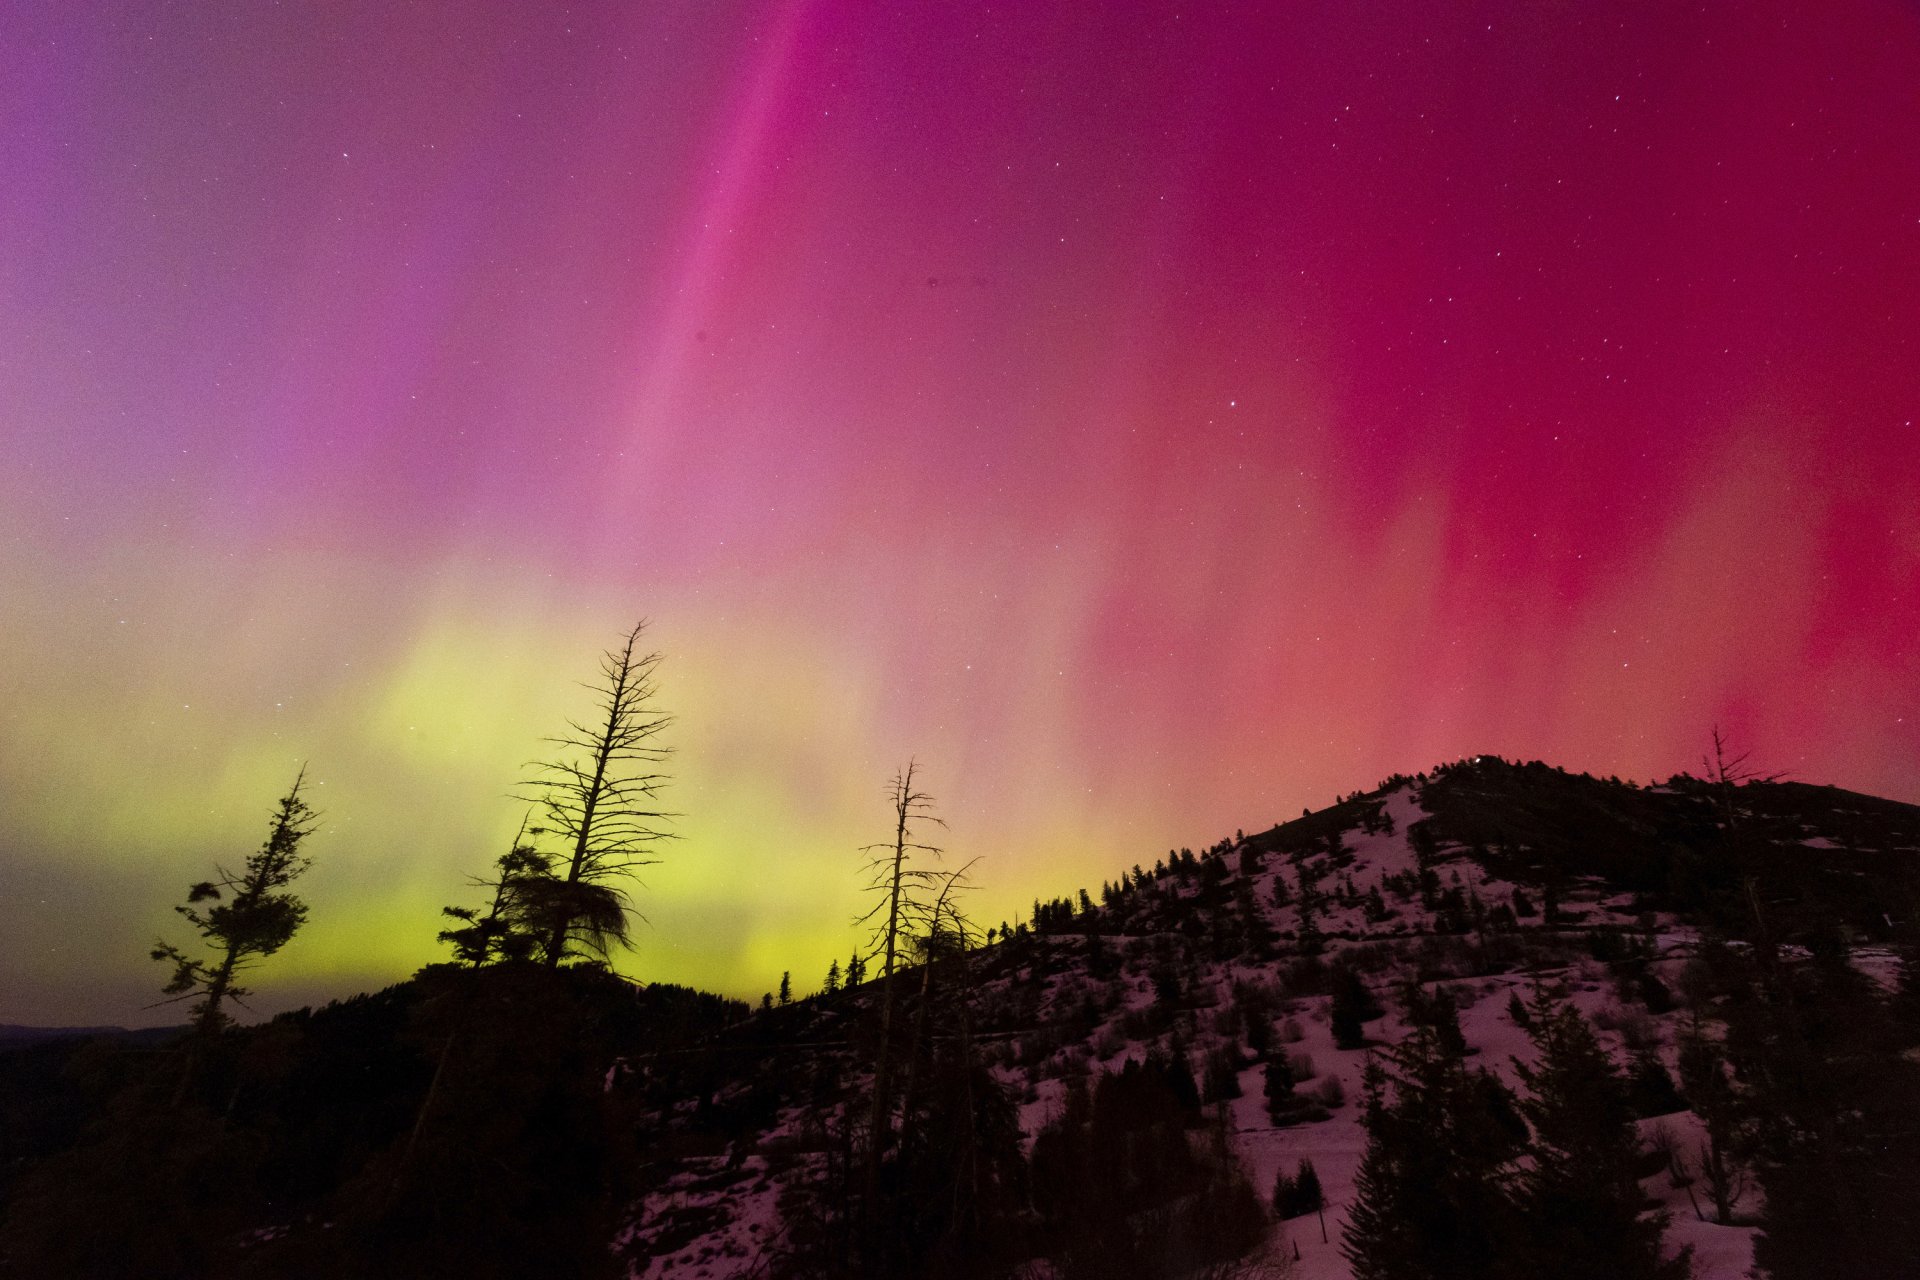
[611,755,1920,1277]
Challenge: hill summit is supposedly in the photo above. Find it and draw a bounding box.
[618,756,1920,1279]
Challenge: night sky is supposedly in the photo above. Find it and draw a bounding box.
[3,2,1916,1025]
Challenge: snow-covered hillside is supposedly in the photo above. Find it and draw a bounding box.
[616,759,1920,1279]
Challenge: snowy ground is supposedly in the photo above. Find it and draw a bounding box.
[615,776,1858,1278]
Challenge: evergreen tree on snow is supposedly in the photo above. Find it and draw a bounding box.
[1513,992,1689,1279]
[1343,1008,1529,1280]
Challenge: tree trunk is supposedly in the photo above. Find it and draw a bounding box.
[1704,1136,1732,1224]
[543,739,615,966]
[895,940,940,1155]
[861,771,913,1259]
[198,941,242,1034]
[542,642,634,966]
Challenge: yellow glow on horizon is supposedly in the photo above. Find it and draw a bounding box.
[1,547,1257,1023]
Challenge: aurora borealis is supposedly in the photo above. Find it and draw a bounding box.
[2,2,1916,1026]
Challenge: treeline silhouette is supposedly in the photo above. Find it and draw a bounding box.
[4,624,1920,1280]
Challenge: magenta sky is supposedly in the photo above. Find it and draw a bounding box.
[3,1,1916,1022]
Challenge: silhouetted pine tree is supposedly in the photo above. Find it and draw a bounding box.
[1625,1048,1686,1118]
[1236,879,1275,958]
[1343,1008,1529,1280]
[439,830,552,967]
[1725,916,1920,1277]
[1164,1039,1202,1116]
[1030,1054,1263,1279]
[1263,1056,1297,1125]
[1274,1156,1324,1218]
[1201,1043,1243,1103]
[1085,926,1115,978]
[1295,862,1327,956]
[1513,992,1688,1279]
[1330,963,1383,1049]
[1400,980,1468,1058]
[151,770,319,1034]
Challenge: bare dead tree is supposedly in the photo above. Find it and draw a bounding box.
[1678,1031,1748,1225]
[854,760,945,1245]
[1702,725,1784,832]
[896,859,981,1154]
[521,621,674,967]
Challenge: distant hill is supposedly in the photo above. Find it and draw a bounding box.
[0,1023,184,1049]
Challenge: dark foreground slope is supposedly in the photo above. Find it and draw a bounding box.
[0,967,745,1279]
